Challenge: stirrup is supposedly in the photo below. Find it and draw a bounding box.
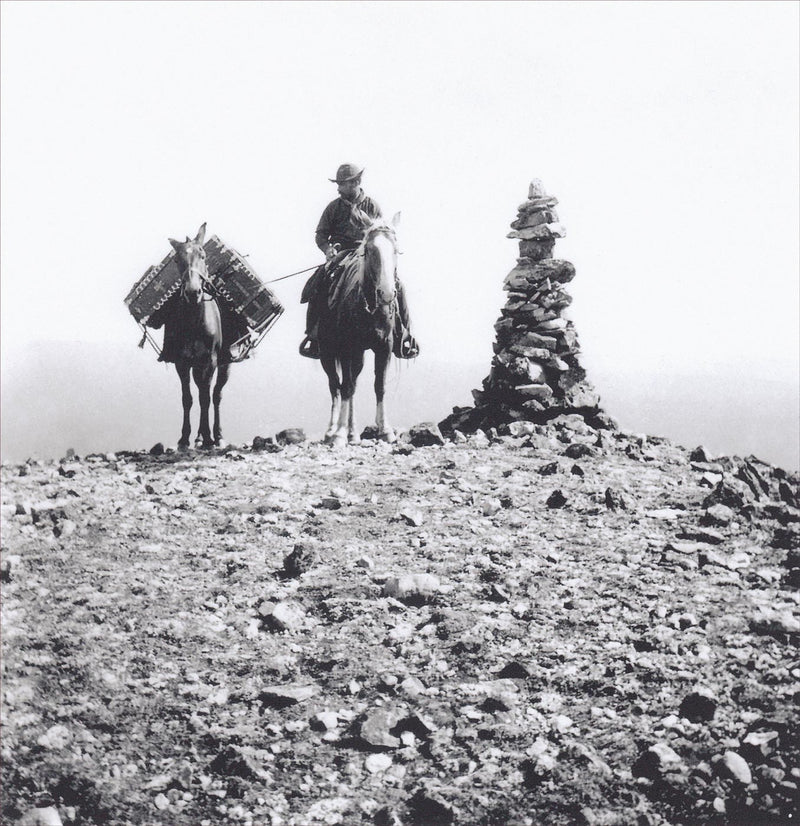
[394,331,419,359]
[299,336,320,359]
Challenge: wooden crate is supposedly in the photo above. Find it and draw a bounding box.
[124,251,182,326]
[206,236,284,333]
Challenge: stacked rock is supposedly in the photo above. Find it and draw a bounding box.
[440,179,610,435]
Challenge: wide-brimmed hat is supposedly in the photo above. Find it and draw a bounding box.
[329,163,363,183]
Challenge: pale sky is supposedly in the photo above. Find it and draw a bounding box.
[1,1,798,447]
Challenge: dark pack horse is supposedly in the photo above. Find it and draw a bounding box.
[318,213,402,447]
[153,223,231,449]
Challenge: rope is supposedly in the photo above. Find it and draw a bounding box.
[265,264,321,284]
[208,252,319,285]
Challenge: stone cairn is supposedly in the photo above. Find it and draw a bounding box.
[440,179,613,436]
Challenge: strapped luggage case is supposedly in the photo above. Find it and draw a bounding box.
[124,235,284,361]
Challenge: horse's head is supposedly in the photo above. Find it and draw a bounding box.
[169,223,209,305]
[358,213,401,311]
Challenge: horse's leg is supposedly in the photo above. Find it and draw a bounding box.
[334,348,364,445]
[212,363,230,447]
[320,353,341,444]
[176,362,193,449]
[374,344,396,443]
[328,351,355,448]
[193,363,214,448]
[329,355,350,448]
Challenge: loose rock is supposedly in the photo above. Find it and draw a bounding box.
[359,709,402,749]
[258,600,306,632]
[679,689,717,722]
[383,574,440,603]
[408,423,445,447]
[275,428,306,445]
[716,751,752,786]
[259,685,318,709]
[283,542,318,577]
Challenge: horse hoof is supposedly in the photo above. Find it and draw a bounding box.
[177,442,190,452]
[215,439,228,449]
[348,435,361,446]
[378,431,397,444]
[327,435,347,449]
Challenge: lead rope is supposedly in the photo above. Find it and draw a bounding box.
[265,264,320,284]
[216,253,321,284]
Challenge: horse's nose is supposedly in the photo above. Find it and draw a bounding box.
[182,283,203,304]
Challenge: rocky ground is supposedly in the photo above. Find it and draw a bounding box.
[1,418,799,826]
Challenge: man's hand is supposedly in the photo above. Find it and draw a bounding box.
[325,244,339,262]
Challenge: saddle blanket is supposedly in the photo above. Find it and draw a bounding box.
[300,250,358,305]
[124,235,284,333]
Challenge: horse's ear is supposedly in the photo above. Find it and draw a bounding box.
[195,223,207,245]
[168,238,181,252]
[391,211,401,228]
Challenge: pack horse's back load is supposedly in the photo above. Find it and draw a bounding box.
[125,232,284,363]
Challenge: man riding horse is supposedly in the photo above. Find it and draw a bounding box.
[299,163,419,360]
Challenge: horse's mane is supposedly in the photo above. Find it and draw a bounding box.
[353,215,397,255]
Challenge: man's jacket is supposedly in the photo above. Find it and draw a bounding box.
[315,190,381,252]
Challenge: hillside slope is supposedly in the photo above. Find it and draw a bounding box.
[1,421,798,826]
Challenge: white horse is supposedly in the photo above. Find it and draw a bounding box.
[317,214,402,446]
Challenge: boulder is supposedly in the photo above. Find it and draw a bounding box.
[258,600,305,632]
[679,689,717,722]
[632,743,684,780]
[690,445,715,462]
[359,708,402,749]
[383,574,440,603]
[252,435,280,452]
[702,504,735,526]
[259,684,318,709]
[515,384,554,400]
[605,488,628,511]
[408,784,456,825]
[715,751,752,786]
[208,745,271,780]
[564,443,596,460]
[283,543,318,577]
[408,422,445,447]
[275,428,306,445]
[18,807,63,826]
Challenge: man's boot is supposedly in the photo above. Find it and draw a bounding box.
[392,280,419,359]
[299,292,322,359]
[393,327,419,359]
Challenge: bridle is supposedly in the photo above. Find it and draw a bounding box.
[178,251,215,303]
[359,225,398,313]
